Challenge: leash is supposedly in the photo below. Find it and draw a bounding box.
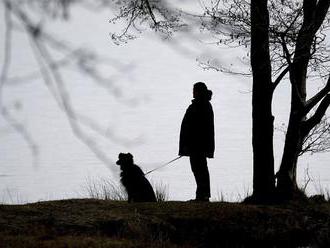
[145,156,182,175]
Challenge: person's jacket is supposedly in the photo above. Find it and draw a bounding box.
[179,98,215,158]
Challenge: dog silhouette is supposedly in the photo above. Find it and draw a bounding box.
[116,153,157,202]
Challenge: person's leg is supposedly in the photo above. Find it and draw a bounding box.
[190,155,210,201]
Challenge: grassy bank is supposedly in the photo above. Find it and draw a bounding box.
[1,199,330,247]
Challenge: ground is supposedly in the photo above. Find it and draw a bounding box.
[1,199,330,247]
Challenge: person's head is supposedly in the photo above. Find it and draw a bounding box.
[193,82,212,101]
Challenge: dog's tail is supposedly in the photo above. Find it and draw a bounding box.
[144,156,182,175]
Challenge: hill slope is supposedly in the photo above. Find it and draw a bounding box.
[1,199,330,247]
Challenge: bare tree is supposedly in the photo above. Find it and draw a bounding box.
[203,0,330,200]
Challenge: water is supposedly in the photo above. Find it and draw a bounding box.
[0,4,329,203]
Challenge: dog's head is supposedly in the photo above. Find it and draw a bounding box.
[116,153,134,167]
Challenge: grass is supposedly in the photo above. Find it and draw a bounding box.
[153,181,169,202]
[298,167,330,202]
[83,177,128,201]
[1,199,330,247]
[0,188,26,205]
[82,177,169,202]
[3,174,330,247]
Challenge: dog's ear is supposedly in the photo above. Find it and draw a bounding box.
[127,153,134,163]
[127,153,133,159]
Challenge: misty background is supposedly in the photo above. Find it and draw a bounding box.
[0,1,329,203]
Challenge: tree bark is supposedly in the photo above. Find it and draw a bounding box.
[276,0,330,200]
[250,0,275,202]
[276,112,304,199]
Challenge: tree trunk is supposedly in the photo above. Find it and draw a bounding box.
[276,111,305,199]
[275,0,330,200]
[250,0,275,202]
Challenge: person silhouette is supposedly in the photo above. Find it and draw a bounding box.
[179,82,215,202]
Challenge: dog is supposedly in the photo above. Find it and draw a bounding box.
[116,153,157,202]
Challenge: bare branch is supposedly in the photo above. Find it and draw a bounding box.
[292,0,330,81]
[110,0,186,43]
[3,0,147,172]
[303,94,330,134]
[304,75,330,115]
[280,33,292,65]
[30,36,117,171]
[272,66,290,90]
[314,0,330,33]
[198,59,251,77]
[143,0,158,25]
[0,1,12,98]
[301,116,330,155]
[0,1,39,163]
